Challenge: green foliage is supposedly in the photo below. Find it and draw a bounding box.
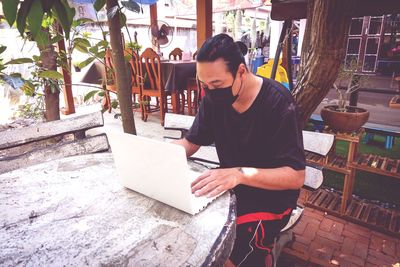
[76,57,95,69]
[51,0,75,39]
[119,12,127,28]
[16,0,33,36]
[0,46,6,55]
[15,98,45,119]
[38,70,63,79]
[27,0,44,39]
[73,37,91,53]
[21,81,36,96]
[2,0,19,26]
[5,58,34,65]
[126,42,142,51]
[34,28,51,48]
[3,0,75,40]
[111,99,119,109]
[121,1,140,13]
[84,90,100,102]
[94,0,106,11]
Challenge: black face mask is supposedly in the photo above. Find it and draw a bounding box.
[203,76,241,106]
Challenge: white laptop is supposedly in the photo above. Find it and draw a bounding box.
[107,131,219,215]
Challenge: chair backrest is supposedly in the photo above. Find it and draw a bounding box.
[104,48,116,92]
[169,47,183,60]
[139,47,162,92]
[124,48,141,93]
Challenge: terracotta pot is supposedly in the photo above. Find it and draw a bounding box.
[320,105,369,132]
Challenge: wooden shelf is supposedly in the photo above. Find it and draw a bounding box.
[350,154,400,179]
[323,127,364,143]
[305,129,400,235]
[306,189,400,238]
[306,152,351,175]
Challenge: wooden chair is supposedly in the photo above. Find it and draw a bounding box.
[182,77,200,115]
[180,49,199,115]
[169,47,183,60]
[124,48,142,108]
[139,47,172,125]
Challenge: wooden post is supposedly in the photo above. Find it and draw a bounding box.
[196,0,212,49]
[56,25,75,115]
[150,4,158,51]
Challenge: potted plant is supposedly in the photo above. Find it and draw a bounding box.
[320,61,369,132]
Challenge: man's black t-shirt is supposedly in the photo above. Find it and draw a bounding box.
[185,77,306,216]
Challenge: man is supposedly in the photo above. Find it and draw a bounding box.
[174,34,305,267]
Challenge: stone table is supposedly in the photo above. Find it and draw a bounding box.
[0,153,236,267]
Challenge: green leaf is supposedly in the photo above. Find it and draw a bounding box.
[38,70,63,79]
[27,0,44,39]
[94,0,106,11]
[111,99,119,109]
[5,58,34,65]
[74,44,88,53]
[16,0,34,36]
[52,0,71,39]
[88,45,99,54]
[84,90,100,102]
[98,91,105,97]
[0,46,6,54]
[121,1,140,13]
[119,12,126,28]
[50,34,64,44]
[2,0,19,26]
[32,55,41,62]
[34,28,50,48]
[74,37,91,48]
[77,57,95,69]
[96,51,106,59]
[98,40,109,48]
[21,81,36,96]
[63,0,75,36]
[72,18,93,27]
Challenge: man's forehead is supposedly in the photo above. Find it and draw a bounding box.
[196,59,230,81]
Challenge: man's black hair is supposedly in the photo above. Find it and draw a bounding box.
[197,34,248,77]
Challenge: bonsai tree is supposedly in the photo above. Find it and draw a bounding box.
[333,59,368,112]
[320,59,370,133]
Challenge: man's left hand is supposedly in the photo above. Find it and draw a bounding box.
[191,168,242,198]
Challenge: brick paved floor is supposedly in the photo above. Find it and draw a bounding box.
[280,191,400,267]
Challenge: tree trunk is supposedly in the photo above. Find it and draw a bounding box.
[39,29,60,122]
[292,0,357,128]
[106,0,137,135]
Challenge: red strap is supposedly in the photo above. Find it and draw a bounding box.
[236,208,292,225]
[254,223,271,252]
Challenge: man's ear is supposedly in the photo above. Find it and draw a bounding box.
[238,63,247,77]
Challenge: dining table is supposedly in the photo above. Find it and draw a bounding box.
[81,59,196,114]
[0,153,236,267]
[81,59,196,94]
